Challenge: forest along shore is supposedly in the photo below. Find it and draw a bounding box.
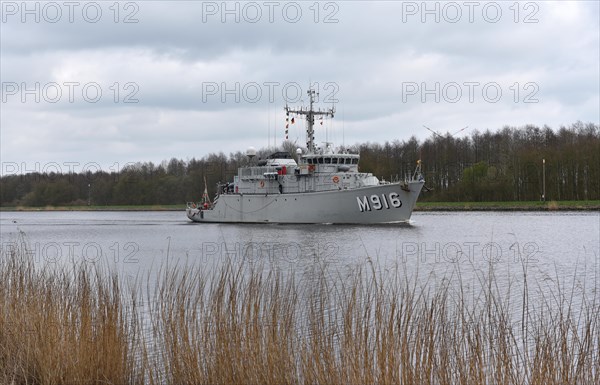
[2,124,598,208]
[1,201,598,212]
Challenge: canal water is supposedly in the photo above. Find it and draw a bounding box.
[1,211,597,292]
[2,209,598,363]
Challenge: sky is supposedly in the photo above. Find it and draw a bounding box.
[1,0,599,174]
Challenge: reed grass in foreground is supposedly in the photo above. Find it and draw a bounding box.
[1,240,599,384]
[0,239,147,385]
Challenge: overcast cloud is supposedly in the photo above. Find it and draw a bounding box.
[1,1,599,173]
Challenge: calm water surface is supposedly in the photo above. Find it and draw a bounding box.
[1,210,598,277]
[1,211,598,296]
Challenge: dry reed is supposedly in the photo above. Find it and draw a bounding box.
[0,234,147,385]
[2,235,598,384]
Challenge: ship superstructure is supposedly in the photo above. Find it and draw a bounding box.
[186,89,424,223]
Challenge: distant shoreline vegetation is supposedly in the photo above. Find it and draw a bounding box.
[1,122,598,206]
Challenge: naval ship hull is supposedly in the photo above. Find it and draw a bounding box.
[187,180,424,224]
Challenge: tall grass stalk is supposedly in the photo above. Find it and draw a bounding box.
[2,238,598,384]
[0,235,147,384]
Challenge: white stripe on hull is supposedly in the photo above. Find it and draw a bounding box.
[187,181,424,224]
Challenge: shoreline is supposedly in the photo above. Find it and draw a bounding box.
[415,200,600,211]
[1,201,598,212]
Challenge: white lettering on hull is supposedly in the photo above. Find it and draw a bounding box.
[356,192,402,212]
[357,196,370,212]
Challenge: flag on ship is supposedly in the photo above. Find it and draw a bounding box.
[202,176,211,206]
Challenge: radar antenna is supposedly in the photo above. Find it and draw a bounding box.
[285,89,335,154]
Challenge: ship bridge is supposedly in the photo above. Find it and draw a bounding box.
[301,153,358,165]
[300,153,359,173]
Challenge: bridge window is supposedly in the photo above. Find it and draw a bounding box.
[318,157,324,164]
[307,158,313,164]
[324,157,331,164]
[332,158,338,164]
[345,158,352,164]
[352,158,359,164]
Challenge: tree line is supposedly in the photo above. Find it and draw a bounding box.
[1,122,598,207]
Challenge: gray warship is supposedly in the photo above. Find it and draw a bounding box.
[186,89,425,224]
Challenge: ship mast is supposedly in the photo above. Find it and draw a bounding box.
[285,89,335,154]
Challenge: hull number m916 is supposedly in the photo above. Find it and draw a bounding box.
[356,192,402,212]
